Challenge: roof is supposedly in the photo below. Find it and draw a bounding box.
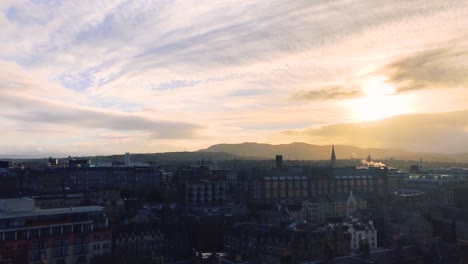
[316,194,334,203]
[370,246,423,264]
[286,203,303,212]
[332,192,348,202]
[0,206,103,219]
[423,237,461,262]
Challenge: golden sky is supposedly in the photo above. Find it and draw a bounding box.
[0,0,467,156]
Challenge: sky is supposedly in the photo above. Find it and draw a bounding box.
[0,0,467,157]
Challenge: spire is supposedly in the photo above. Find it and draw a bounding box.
[331,145,336,167]
[366,154,371,162]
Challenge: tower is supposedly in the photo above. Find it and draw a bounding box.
[124,152,131,167]
[331,145,336,167]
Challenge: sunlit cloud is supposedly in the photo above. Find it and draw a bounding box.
[381,46,468,93]
[292,86,362,101]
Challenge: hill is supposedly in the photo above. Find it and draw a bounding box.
[199,142,468,163]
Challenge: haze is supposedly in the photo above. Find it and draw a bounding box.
[0,0,467,157]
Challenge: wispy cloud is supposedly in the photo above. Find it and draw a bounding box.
[292,86,362,101]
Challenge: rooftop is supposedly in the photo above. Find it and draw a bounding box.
[0,205,103,220]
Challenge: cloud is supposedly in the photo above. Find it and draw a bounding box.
[292,86,362,101]
[382,46,468,92]
[281,110,468,153]
[1,0,468,155]
[0,57,203,141]
[0,94,202,139]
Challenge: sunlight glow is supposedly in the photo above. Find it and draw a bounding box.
[348,76,410,122]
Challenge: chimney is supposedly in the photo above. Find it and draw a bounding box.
[276,155,283,169]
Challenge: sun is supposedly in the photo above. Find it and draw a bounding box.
[346,76,411,122]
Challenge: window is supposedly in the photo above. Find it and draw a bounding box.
[54,238,69,257]
[75,236,89,255]
[52,227,61,236]
[40,228,51,237]
[29,229,39,239]
[17,230,28,240]
[31,240,48,261]
[272,181,278,188]
[4,231,15,241]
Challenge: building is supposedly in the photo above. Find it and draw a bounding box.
[33,194,85,209]
[224,222,351,264]
[249,148,388,206]
[175,166,247,211]
[68,159,91,168]
[0,161,12,168]
[0,198,111,264]
[0,168,21,198]
[64,167,162,194]
[278,191,368,225]
[331,145,336,168]
[182,179,227,206]
[343,217,378,252]
[385,211,433,244]
[403,176,468,206]
[113,222,164,263]
[23,168,63,195]
[20,166,163,197]
[124,153,130,167]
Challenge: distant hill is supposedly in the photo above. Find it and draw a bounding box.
[83,151,243,163]
[2,152,243,164]
[198,142,468,163]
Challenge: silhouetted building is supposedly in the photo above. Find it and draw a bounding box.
[48,157,58,166]
[0,161,12,168]
[0,168,21,198]
[68,159,90,168]
[225,222,351,263]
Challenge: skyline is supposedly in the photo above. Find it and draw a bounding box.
[1,0,467,157]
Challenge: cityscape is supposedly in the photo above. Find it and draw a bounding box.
[1,147,468,264]
[1,0,468,264]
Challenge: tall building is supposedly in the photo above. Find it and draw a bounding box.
[0,198,111,264]
[124,152,131,167]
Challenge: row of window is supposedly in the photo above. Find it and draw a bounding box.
[30,236,89,261]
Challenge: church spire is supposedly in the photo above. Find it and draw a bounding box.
[331,145,336,167]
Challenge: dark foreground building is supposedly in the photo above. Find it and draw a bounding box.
[0,198,111,264]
